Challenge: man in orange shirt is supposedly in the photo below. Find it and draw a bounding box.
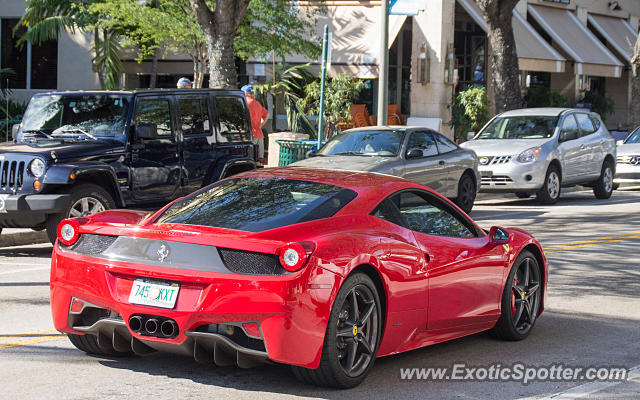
[241,84,269,160]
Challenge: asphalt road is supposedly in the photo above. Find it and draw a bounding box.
[1,189,639,399]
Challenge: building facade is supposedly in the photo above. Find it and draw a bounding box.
[2,0,639,137]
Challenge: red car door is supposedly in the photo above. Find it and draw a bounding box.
[388,190,506,332]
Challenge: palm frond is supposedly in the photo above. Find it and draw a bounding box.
[19,15,76,45]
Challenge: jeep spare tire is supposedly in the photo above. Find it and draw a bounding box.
[46,184,115,244]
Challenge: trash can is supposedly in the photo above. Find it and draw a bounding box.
[276,140,318,166]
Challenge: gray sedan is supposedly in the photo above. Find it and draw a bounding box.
[291,126,480,213]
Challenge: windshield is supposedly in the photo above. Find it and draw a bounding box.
[625,127,640,144]
[317,130,405,156]
[155,178,357,232]
[477,116,558,139]
[20,94,130,140]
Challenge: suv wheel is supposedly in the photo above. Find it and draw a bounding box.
[593,161,614,199]
[536,166,561,205]
[46,184,115,243]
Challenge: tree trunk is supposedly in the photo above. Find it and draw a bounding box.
[189,0,251,89]
[149,48,159,89]
[631,35,640,127]
[477,0,522,113]
[207,33,236,88]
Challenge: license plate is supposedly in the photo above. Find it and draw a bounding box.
[0,194,8,213]
[128,279,180,309]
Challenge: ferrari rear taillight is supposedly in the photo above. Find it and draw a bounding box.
[277,241,315,272]
[57,218,80,246]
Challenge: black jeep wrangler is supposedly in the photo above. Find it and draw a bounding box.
[3,89,256,243]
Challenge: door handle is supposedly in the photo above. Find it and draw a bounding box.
[580,145,586,150]
[424,253,432,262]
[438,160,445,166]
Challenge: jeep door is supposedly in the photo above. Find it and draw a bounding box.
[177,94,215,195]
[130,97,181,202]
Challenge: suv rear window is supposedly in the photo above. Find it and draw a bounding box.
[215,96,250,142]
[156,178,357,232]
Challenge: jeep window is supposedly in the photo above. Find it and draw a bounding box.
[178,97,210,135]
[134,99,172,137]
[214,96,249,142]
[477,116,558,139]
[21,95,129,139]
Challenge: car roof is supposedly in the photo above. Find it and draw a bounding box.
[344,125,425,133]
[498,107,592,117]
[32,89,243,96]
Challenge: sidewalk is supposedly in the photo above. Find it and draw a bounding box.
[0,228,48,248]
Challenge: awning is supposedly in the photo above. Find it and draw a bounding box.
[264,6,406,79]
[587,14,637,64]
[528,5,623,77]
[456,0,566,73]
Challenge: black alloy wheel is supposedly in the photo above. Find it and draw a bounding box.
[291,273,381,388]
[492,250,542,341]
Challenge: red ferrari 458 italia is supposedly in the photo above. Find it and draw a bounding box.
[50,167,547,388]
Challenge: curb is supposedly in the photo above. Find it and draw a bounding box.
[0,230,49,248]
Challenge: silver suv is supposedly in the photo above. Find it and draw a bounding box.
[460,108,616,204]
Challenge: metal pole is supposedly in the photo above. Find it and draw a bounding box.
[377,0,389,126]
[317,25,329,148]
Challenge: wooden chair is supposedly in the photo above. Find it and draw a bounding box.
[350,104,375,127]
[387,104,405,125]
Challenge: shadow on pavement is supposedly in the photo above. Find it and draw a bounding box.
[0,245,52,259]
[11,311,622,399]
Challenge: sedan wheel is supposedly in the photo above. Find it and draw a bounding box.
[492,250,541,340]
[454,174,476,214]
[292,273,381,388]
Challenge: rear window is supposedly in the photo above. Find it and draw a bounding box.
[156,178,357,232]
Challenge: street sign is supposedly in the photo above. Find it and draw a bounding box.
[390,0,422,16]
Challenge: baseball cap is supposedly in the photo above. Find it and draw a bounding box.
[241,84,253,93]
[177,77,192,88]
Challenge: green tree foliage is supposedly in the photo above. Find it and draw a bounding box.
[580,91,615,121]
[451,87,490,140]
[253,63,315,135]
[524,86,572,108]
[190,0,321,88]
[17,0,123,89]
[89,0,208,87]
[300,74,364,139]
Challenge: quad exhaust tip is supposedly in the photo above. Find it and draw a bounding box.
[128,315,178,338]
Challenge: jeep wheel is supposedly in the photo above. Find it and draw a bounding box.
[46,184,115,244]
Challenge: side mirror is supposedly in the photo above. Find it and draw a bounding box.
[306,150,316,158]
[489,226,509,245]
[406,149,423,159]
[136,123,158,139]
[616,140,624,146]
[560,130,578,142]
[11,124,20,139]
[466,132,476,141]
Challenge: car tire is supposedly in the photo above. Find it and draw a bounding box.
[45,184,115,244]
[491,250,542,341]
[515,192,530,199]
[593,161,614,199]
[454,173,476,214]
[291,272,382,388]
[68,333,132,357]
[536,165,561,205]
